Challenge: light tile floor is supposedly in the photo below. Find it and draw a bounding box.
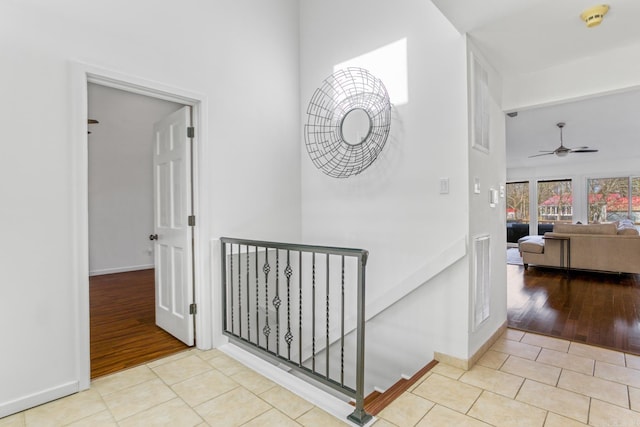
[378,329,640,427]
[2,329,640,426]
[0,348,343,427]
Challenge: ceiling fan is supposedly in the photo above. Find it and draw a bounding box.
[529,122,598,158]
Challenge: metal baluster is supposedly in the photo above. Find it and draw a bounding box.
[230,244,234,334]
[255,245,259,346]
[273,250,281,356]
[263,249,271,351]
[246,245,250,342]
[326,253,330,379]
[340,255,345,386]
[298,251,303,367]
[312,252,316,373]
[284,250,293,360]
[238,244,242,338]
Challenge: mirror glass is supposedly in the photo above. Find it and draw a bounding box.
[341,108,371,145]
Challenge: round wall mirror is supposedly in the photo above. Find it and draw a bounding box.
[340,108,371,146]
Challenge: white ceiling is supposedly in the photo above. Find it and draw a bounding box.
[431,0,640,75]
[431,0,640,168]
[505,89,640,168]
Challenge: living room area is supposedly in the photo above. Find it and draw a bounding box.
[505,87,640,356]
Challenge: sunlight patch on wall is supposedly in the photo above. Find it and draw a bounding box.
[334,38,408,106]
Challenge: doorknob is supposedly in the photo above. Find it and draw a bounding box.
[149,234,158,241]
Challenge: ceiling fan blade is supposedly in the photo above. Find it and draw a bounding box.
[529,152,555,158]
[570,149,598,153]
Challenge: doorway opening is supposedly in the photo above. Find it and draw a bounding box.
[87,83,192,378]
[72,64,212,390]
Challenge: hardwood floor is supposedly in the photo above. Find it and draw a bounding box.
[90,269,190,378]
[507,264,640,355]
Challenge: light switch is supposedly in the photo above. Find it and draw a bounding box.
[489,188,498,207]
[474,177,481,194]
[439,178,449,194]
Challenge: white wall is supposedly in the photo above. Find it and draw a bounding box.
[88,83,182,275]
[299,0,473,392]
[0,0,300,416]
[466,41,508,355]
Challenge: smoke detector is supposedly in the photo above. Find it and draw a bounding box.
[580,4,609,27]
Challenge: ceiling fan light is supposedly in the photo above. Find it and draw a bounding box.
[580,4,609,28]
[556,151,569,157]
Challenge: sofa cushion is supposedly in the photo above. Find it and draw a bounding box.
[553,223,617,235]
[618,228,640,236]
[520,236,544,254]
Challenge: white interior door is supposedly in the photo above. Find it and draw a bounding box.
[152,106,194,345]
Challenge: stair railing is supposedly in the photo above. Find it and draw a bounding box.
[220,237,371,425]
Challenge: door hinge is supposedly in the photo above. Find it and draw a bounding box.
[188,215,196,226]
[187,127,195,138]
[189,303,197,315]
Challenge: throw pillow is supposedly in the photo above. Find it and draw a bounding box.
[617,218,635,230]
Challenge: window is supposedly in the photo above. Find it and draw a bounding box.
[506,182,529,223]
[537,179,572,227]
[506,181,529,243]
[587,176,640,224]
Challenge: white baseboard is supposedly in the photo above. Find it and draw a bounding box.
[89,264,154,276]
[0,381,78,418]
[219,343,376,427]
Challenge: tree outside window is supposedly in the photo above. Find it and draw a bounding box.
[588,177,640,224]
[506,182,529,223]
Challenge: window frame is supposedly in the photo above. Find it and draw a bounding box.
[536,178,573,225]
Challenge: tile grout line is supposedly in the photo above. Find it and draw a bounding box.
[553,366,562,388]
[115,363,185,425]
[554,373,634,411]
[412,399,436,427]
[235,403,274,426]
[200,360,330,426]
[497,353,510,371]
[121,353,248,426]
[97,389,118,426]
[101,376,170,420]
[292,405,318,424]
[513,378,590,424]
[511,372,527,402]
[541,410,550,426]
[464,388,485,418]
[465,392,500,427]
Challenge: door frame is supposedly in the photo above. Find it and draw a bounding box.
[71,62,212,390]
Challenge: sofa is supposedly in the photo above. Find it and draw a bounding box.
[519,222,640,274]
